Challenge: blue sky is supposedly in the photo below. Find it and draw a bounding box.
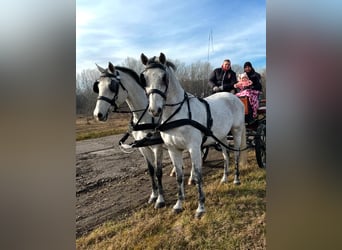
[76,0,266,73]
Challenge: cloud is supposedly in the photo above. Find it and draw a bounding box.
[76,0,266,72]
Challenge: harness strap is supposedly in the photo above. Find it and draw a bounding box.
[161,92,188,125]
[97,95,116,106]
[158,119,213,136]
[198,97,213,129]
[197,97,213,145]
[131,104,150,129]
[132,123,158,131]
[119,132,130,145]
[158,94,214,146]
[131,135,164,147]
[146,88,167,100]
[186,93,192,120]
[119,132,164,148]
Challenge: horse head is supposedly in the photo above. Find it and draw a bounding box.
[140,52,173,117]
[93,62,127,121]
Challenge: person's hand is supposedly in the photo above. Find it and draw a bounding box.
[213,86,220,92]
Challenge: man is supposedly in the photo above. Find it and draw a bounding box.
[208,59,237,94]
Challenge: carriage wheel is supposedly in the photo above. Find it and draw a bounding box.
[255,122,266,168]
[202,146,209,162]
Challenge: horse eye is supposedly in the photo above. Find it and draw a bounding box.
[162,74,167,82]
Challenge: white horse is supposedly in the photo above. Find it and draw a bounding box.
[140,53,247,218]
[93,62,166,209]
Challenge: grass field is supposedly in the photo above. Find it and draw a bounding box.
[76,113,130,141]
[76,114,266,249]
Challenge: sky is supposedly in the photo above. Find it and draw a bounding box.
[76,0,266,73]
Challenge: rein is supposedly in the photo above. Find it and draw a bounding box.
[118,102,162,148]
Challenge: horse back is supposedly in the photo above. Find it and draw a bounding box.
[204,92,245,134]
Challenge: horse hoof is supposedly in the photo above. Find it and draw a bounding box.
[154,202,165,209]
[173,208,183,214]
[148,197,157,204]
[233,180,241,185]
[195,211,205,219]
[220,178,228,184]
[188,179,196,185]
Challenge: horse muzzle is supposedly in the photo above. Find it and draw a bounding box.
[148,107,162,117]
[94,111,108,121]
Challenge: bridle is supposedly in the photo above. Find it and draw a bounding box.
[93,70,127,110]
[140,61,169,100]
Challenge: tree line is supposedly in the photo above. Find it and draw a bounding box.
[76,57,266,115]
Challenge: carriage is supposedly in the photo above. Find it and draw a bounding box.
[201,97,266,169]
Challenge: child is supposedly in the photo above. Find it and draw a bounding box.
[234,73,253,91]
[234,73,260,119]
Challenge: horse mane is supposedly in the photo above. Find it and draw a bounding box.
[115,66,145,89]
[166,61,176,71]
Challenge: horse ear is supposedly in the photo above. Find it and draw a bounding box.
[159,52,166,64]
[108,62,115,74]
[95,63,105,73]
[141,53,148,65]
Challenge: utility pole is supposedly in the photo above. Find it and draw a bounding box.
[204,29,214,97]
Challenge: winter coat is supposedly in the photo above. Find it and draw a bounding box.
[245,70,262,91]
[208,68,237,93]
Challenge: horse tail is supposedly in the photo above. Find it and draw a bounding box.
[239,124,248,168]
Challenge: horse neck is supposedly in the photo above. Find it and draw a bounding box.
[166,69,185,103]
[163,69,187,119]
[120,73,149,123]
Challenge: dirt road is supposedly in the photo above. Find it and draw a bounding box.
[76,134,226,237]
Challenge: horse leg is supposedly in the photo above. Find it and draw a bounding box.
[189,147,205,218]
[168,148,185,213]
[220,146,230,183]
[188,150,197,185]
[188,170,196,185]
[233,150,241,185]
[172,151,193,185]
[146,159,158,203]
[232,130,242,185]
[233,124,247,185]
[154,146,165,208]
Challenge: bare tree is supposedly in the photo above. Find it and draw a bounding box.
[173,59,189,81]
[121,57,144,74]
[76,56,266,115]
[76,69,100,115]
[232,64,244,75]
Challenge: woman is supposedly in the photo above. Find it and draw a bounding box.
[243,61,262,91]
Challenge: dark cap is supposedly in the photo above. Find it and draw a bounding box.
[244,61,252,68]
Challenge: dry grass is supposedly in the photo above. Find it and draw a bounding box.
[76,113,266,249]
[76,113,130,141]
[76,150,266,249]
